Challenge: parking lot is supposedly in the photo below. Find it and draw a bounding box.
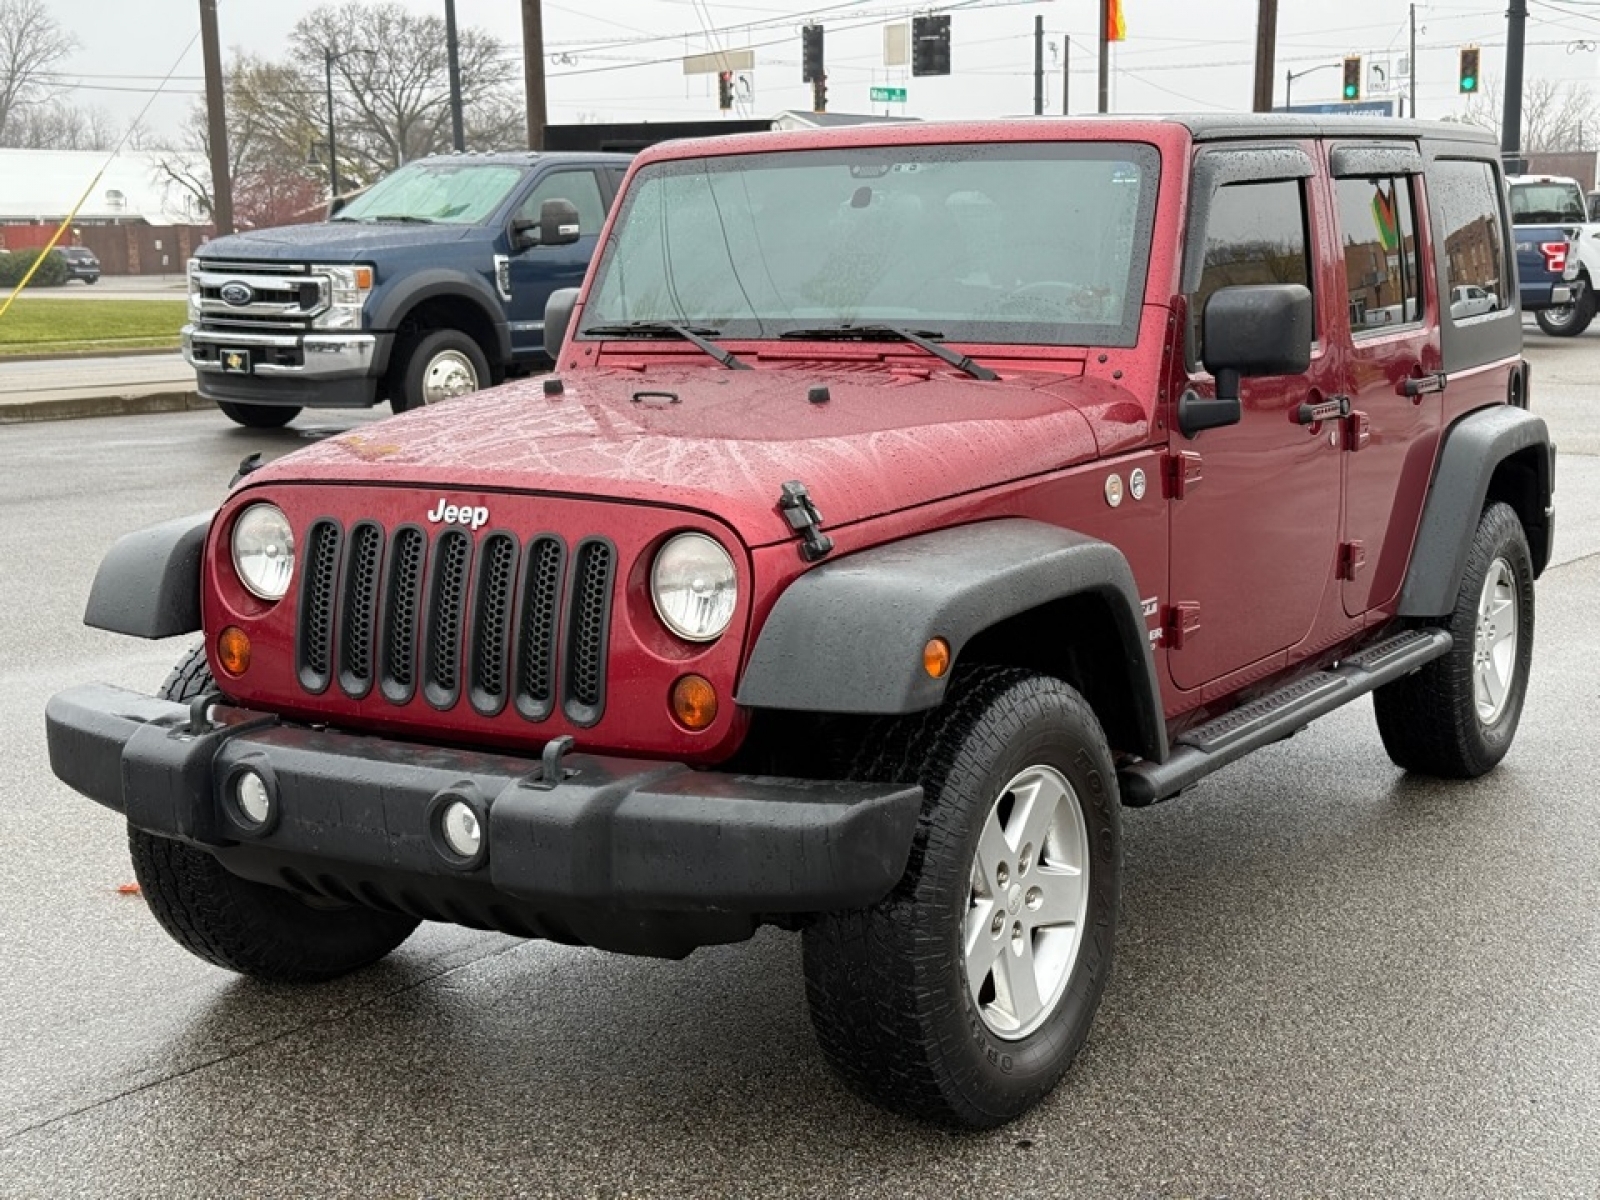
[1,333,1598,1198]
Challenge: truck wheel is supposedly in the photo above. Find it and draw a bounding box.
[1373,502,1535,778]
[392,329,490,413]
[128,645,420,982]
[216,401,300,429]
[802,669,1121,1128]
[1534,279,1595,336]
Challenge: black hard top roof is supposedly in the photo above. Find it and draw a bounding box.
[1107,113,1499,146]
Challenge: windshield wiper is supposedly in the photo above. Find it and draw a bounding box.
[778,324,997,381]
[581,321,752,370]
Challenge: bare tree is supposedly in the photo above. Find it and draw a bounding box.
[5,99,117,150]
[0,0,77,143]
[1460,76,1600,152]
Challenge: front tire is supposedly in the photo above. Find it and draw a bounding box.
[216,400,300,429]
[1534,277,1595,336]
[803,669,1122,1128]
[1373,502,1535,778]
[129,645,419,982]
[391,329,490,414]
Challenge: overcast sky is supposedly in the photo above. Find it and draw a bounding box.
[44,0,1600,141]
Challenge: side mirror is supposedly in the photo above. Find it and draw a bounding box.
[544,287,579,360]
[516,198,581,250]
[1178,283,1313,438]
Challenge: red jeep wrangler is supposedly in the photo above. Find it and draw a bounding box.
[48,117,1555,1128]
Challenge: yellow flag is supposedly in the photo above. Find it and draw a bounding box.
[1108,0,1127,41]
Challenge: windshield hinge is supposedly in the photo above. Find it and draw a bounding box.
[778,480,834,563]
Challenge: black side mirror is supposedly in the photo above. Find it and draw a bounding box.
[513,198,582,251]
[1178,283,1313,438]
[544,287,579,360]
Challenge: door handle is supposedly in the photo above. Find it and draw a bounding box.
[1295,394,1350,425]
[1401,372,1447,397]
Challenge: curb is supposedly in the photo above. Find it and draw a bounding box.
[0,389,208,425]
[0,345,182,364]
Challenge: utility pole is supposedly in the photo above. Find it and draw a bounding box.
[1063,35,1070,115]
[198,0,233,234]
[1504,0,1528,170]
[445,0,466,152]
[522,0,547,151]
[1098,0,1109,113]
[323,49,341,199]
[1253,0,1278,112]
[1409,2,1418,119]
[1034,15,1044,116]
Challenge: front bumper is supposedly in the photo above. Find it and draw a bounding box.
[184,326,390,408]
[46,684,922,952]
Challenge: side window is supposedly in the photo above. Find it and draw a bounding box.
[1335,175,1421,332]
[1193,179,1312,366]
[1430,159,1508,322]
[517,170,607,236]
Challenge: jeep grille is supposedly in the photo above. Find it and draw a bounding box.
[295,521,612,726]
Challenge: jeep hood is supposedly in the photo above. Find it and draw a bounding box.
[255,367,1136,547]
[200,221,475,260]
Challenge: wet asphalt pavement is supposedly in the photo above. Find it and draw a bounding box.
[1,353,1598,1198]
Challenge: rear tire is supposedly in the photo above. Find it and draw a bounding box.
[1534,277,1595,337]
[1373,502,1535,778]
[803,668,1122,1128]
[216,400,300,428]
[129,645,419,982]
[391,329,490,414]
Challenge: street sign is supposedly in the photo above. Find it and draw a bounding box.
[1368,57,1391,95]
[870,86,907,103]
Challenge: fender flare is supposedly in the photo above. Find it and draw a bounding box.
[371,270,512,363]
[84,512,212,639]
[1399,405,1555,617]
[736,519,1167,763]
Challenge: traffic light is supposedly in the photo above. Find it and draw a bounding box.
[1459,45,1481,94]
[911,13,951,77]
[802,24,824,83]
[717,70,734,111]
[1342,55,1362,102]
[812,74,828,114]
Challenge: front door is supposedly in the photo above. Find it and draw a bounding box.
[1167,167,1344,692]
[506,168,608,358]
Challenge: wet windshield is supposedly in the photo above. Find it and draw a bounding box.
[581,142,1160,347]
[335,160,525,225]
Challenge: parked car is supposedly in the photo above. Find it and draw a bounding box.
[53,245,100,283]
[181,151,631,428]
[1507,173,1595,335]
[49,116,1553,1130]
[1449,283,1499,318]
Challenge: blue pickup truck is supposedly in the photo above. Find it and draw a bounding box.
[1510,217,1580,321]
[183,151,630,427]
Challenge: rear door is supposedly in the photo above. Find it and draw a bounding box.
[1327,145,1443,615]
[505,166,609,358]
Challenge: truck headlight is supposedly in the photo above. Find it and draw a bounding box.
[232,504,295,601]
[311,264,372,330]
[651,533,737,643]
[186,258,202,323]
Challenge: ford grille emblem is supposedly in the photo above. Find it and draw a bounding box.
[219,281,254,307]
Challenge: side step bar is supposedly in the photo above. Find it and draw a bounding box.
[1119,628,1452,807]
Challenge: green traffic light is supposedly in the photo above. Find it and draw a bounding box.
[1462,76,1476,91]
[1344,85,1357,99]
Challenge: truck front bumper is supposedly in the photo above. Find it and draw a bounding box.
[184,326,392,407]
[45,684,922,955]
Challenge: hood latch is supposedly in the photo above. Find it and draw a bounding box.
[779,480,834,563]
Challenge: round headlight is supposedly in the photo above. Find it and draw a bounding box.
[232,504,295,601]
[651,533,737,643]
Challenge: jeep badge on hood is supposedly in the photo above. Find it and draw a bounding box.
[426,498,490,530]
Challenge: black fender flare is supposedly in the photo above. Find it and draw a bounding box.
[84,512,213,639]
[1399,406,1555,618]
[735,519,1167,763]
[370,270,512,364]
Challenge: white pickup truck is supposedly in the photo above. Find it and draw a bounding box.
[1508,173,1597,336]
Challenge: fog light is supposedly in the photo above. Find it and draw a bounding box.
[235,769,272,826]
[440,800,482,859]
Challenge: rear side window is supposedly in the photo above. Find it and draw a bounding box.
[1430,159,1508,321]
[1193,179,1312,365]
[1335,176,1422,332]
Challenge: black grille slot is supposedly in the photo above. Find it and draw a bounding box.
[422,531,472,709]
[468,533,518,716]
[380,527,426,703]
[297,520,342,693]
[338,523,384,697]
[562,538,614,726]
[514,536,565,722]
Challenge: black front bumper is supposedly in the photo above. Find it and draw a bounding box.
[46,684,922,955]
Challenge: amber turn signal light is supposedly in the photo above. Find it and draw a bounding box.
[670,674,719,730]
[923,637,951,679]
[217,626,251,676]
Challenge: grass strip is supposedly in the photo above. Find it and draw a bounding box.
[0,298,186,356]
